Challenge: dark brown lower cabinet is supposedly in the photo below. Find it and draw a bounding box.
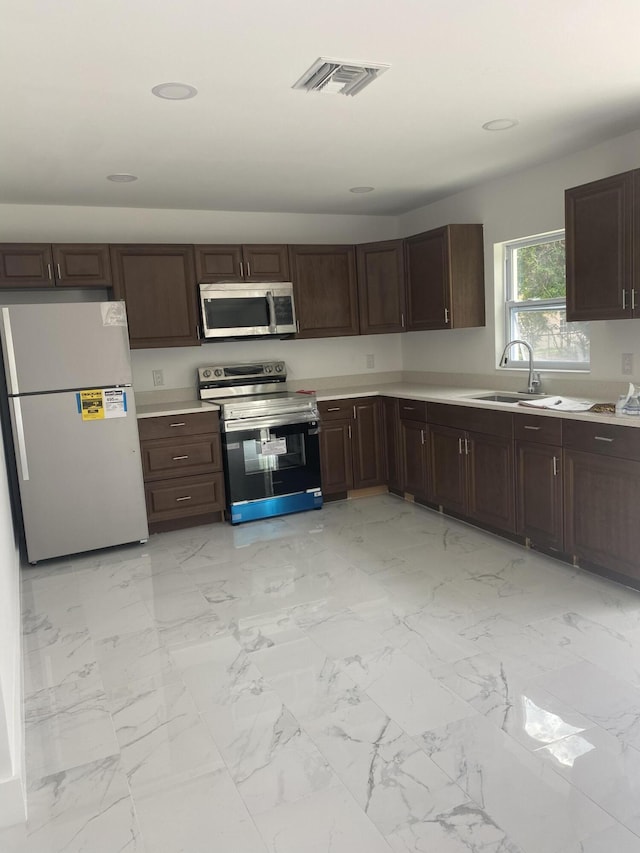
[429,405,515,534]
[564,449,640,581]
[319,398,384,498]
[138,411,225,532]
[381,397,402,493]
[516,441,563,550]
[400,419,429,500]
[319,421,353,496]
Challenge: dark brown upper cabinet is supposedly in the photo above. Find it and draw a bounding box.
[565,170,638,321]
[404,224,485,331]
[356,239,406,335]
[194,244,289,283]
[0,243,112,288]
[289,245,359,338]
[110,245,199,349]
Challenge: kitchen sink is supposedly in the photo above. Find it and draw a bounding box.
[467,392,545,404]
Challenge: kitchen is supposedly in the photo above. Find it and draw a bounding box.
[3,1,640,850]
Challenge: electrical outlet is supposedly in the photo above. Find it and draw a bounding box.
[152,369,164,387]
[622,353,633,375]
[365,353,375,369]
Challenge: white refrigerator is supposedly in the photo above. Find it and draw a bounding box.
[0,301,148,563]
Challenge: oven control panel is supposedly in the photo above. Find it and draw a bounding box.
[198,361,285,383]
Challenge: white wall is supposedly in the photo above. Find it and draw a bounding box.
[399,127,640,388]
[0,203,398,245]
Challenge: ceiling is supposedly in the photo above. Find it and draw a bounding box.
[3,0,640,216]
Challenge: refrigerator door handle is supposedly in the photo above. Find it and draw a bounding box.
[1,307,19,394]
[12,399,29,480]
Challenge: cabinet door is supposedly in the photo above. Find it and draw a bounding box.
[401,420,428,500]
[405,228,449,330]
[564,449,640,581]
[194,245,243,282]
[0,244,54,288]
[53,244,112,288]
[352,399,385,488]
[243,245,290,282]
[428,424,465,513]
[356,240,406,334]
[381,397,402,493]
[516,441,563,550]
[320,421,353,496]
[289,245,359,338]
[466,431,515,533]
[110,245,199,348]
[565,171,633,321]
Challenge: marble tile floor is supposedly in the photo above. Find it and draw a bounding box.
[3,494,640,851]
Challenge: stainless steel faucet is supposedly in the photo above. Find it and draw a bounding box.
[500,339,542,394]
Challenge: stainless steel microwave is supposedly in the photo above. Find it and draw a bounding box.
[199,282,297,340]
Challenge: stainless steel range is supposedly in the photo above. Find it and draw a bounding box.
[198,361,323,524]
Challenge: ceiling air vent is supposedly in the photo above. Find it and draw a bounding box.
[292,57,390,97]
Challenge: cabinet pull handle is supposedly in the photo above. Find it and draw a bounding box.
[172,455,189,461]
[176,495,192,502]
[47,263,52,280]
[623,290,627,310]
[402,406,415,411]
[465,438,470,454]
[421,429,425,445]
[633,289,637,311]
[296,319,300,333]
[56,263,62,279]
[326,407,341,412]
[594,435,614,443]
[246,260,251,278]
[401,313,405,328]
[169,422,186,428]
[444,307,449,324]
[458,437,463,454]
[523,425,541,431]
[239,261,244,279]
[348,424,352,439]
[553,456,558,476]
[353,405,357,419]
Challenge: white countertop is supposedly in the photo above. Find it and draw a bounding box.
[136,399,219,418]
[314,382,640,428]
[134,383,640,428]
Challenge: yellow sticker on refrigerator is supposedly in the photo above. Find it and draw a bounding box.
[77,388,127,420]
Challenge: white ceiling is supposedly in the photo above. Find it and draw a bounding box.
[3,0,640,216]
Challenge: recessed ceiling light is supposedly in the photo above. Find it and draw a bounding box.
[106,173,138,182]
[151,82,198,100]
[349,186,375,193]
[482,118,518,131]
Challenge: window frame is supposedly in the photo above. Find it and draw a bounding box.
[503,230,590,372]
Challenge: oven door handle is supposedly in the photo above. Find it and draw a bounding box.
[223,412,319,432]
[266,291,277,334]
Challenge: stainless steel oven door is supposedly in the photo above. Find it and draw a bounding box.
[221,415,321,518]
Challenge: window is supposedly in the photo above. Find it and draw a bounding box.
[504,231,590,370]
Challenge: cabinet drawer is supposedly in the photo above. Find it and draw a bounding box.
[141,434,222,480]
[429,403,513,438]
[138,411,219,440]
[319,399,358,421]
[397,398,428,423]
[563,419,640,461]
[145,473,225,522]
[514,414,562,445]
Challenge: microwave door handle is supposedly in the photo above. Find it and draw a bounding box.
[266,291,277,334]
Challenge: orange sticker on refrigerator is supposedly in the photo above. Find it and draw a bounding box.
[79,389,105,420]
